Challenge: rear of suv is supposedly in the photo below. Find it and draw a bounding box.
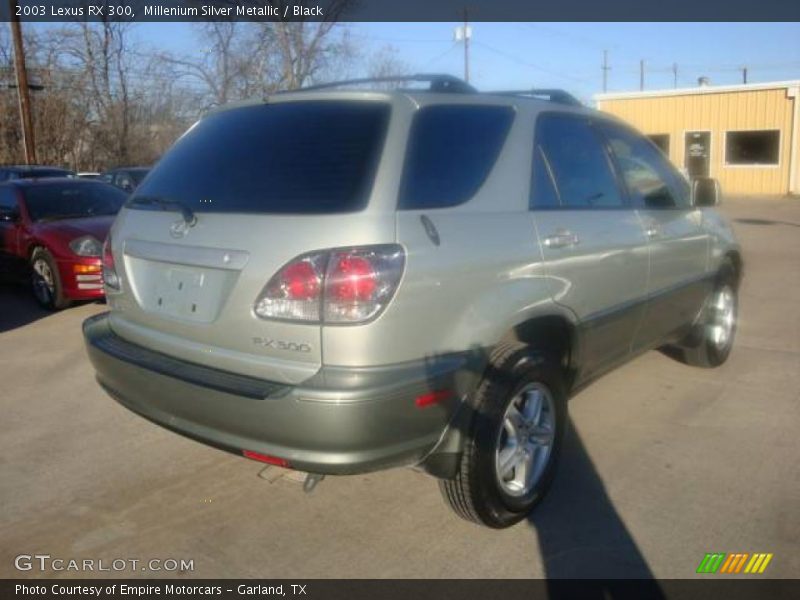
[84,75,742,528]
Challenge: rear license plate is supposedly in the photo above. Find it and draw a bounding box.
[153,267,207,320]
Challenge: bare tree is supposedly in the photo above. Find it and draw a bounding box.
[268,20,354,89]
[27,28,93,167]
[70,21,135,164]
[158,22,272,108]
[1,2,363,169]
[0,25,87,165]
[367,45,411,80]
[157,17,355,110]
[203,0,356,91]
[0,26,11,66]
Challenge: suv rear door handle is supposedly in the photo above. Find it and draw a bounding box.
[543,230,580,249]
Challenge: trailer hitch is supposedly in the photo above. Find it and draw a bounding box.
[303,473,325,493]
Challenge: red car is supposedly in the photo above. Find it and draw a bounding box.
[0,178,127,309]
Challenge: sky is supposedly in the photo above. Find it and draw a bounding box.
[131,21,800,105]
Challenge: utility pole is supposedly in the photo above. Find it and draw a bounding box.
[463,9,470,83]
[454,10,471,83]
[602,50,610,93]
[742,66,748,84]
[639,59,645,91]
[672,63,678,88]
[9,3,37,165]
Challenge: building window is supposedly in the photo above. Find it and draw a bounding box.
[647,134,670,155]
[725,130,780,166]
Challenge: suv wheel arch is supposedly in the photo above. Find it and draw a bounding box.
[724,250,743,290]
[419,313,579,480]
[504,314,578,388]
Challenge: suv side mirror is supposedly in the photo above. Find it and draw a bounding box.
[692,177,721,207]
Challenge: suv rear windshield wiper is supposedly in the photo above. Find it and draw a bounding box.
[126,195,197,226]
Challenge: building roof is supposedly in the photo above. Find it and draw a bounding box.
[594,80,800,102]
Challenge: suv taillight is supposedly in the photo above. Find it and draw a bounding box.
[102,235,120,290]
[254,245,405,324]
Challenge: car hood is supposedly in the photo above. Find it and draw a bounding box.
[33,215,115,241]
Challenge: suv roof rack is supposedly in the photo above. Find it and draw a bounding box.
[285,76,581,106]
[489,89,582,106]
[294,74,478,94]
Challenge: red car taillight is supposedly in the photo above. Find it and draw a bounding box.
[281,261,322,301]
[253,245,405,324]
[254,253,326,322]
[102,235,120,290]
[327,254,376,302]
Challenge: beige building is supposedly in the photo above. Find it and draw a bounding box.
[595,80,800,196]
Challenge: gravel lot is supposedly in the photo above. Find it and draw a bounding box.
[1,196,798,579]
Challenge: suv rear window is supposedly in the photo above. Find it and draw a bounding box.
[132,101,390,214]
[400,105,514,210]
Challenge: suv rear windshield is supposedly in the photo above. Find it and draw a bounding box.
[131,101,390,215]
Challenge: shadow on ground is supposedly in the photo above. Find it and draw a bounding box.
[0,283,51,333]
[734,217,800,228]
[424,346,666,588]
[529,421,665,595]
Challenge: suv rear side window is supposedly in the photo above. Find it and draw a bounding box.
[133,101,390,214]
[400,105,514,210]
[598,121,689,209]
[532,113,623,209]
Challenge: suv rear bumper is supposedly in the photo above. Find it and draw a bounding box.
[83,313,478,475]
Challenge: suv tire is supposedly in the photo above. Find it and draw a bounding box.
[30,248,71,310]
[440,341,566,528]
[675,259,738,368]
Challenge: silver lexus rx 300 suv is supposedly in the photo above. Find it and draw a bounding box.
[84,75,742,528]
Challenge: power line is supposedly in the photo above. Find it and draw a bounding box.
[471,40,593,85]
[355,34,452,45]
[421,43,459,69]
[522,23,612,51]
